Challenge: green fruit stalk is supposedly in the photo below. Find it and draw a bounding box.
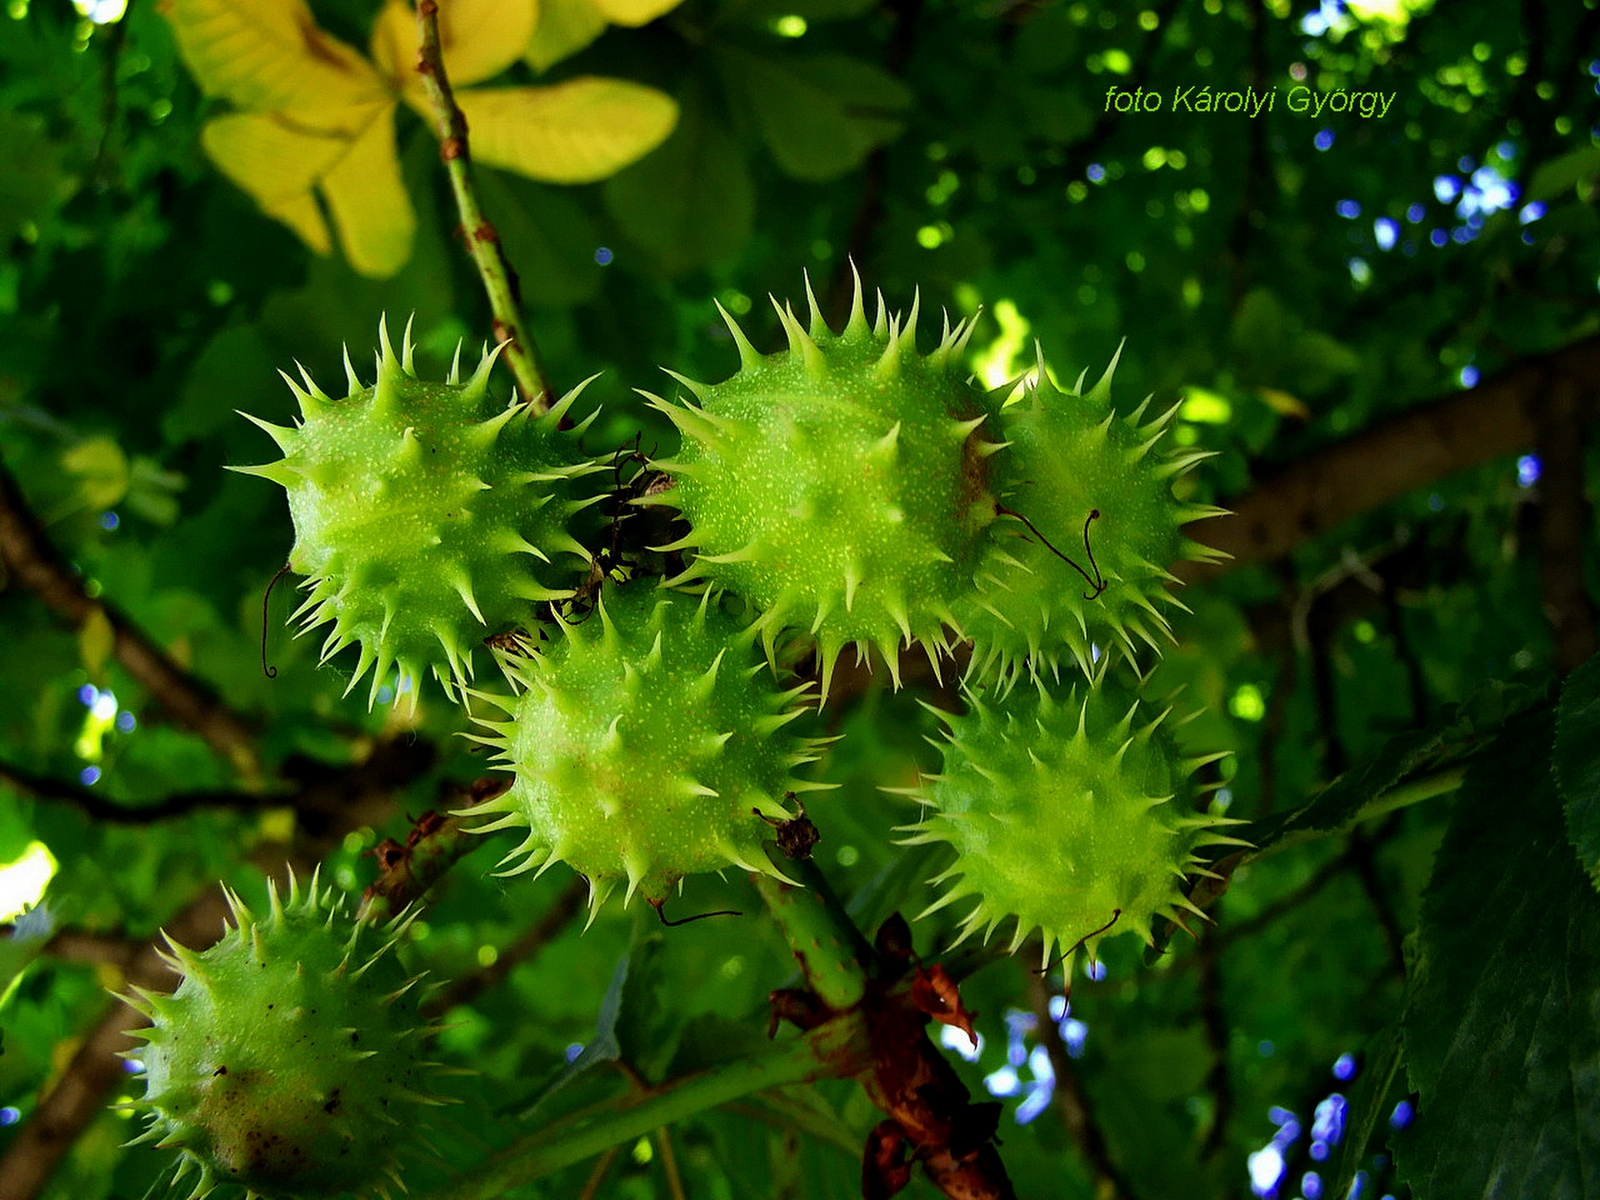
[642,274,1005,698]
[896,679,1243,966]
[955,348,1227,688]
[467,581,833,913]
[120,871,445,1200]
[233,318,604,706]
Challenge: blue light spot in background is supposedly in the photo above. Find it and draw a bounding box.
[375,685,394,705]
[1087,958,1108,981]
[78,684,98,706]
[1517,455,1541,487]
[1061,1017,1089,1058]
[1452,225,1477,244]
[0,1107,19,1126]
[1268,1106,1297,1127]
[116,711,136,733]
[565,1042,584,1063]
[594,246,614,265]
[1310,1138,1329,1161]
[1459,365,1480,387]
[1259,1040,1276,1057]
[122,1057,145,1074]
[1374,218,1398,250]
[80,765,101,786]
[1590,59,1600,75]
[1333,1053,1357,1081]
[1428,493,1444,511]
[1495,140,1516,160]
[1312,1094,1347,1145]
[1457,155,1475,172]
[1248,1144,1286,1196]
[1434,175,1461,203]
[985,1065,1022,1097]
[939,1024,983,1062]
[1389,1098,1415,1129]
[99,511,119,531]
[1429,229,1449,247]
[1303,1169,1324,1198]
[1087,163,1106,182]
[1349,1170,1369,1199]
[1406,202,1426,222]
[1337,199,1361,218]
[1315,128,1335,151]
[1520,201,1546,224]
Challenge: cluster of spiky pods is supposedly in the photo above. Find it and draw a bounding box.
[122,274,1238,1198]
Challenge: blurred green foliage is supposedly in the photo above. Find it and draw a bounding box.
[1,1,1597,1199]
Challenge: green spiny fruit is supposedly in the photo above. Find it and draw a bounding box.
[895,679,1244,967]
[466,581,833,914]
[953,348,1227,689]
[642,274,1006,699]
[120,871,446,1200]
[232,318,605,706]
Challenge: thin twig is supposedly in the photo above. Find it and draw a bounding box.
[0,758,283,824]
[413,0,553,410]
[0,457,260,778]
[1025,971,1141,1200]
[422,877,588,1018]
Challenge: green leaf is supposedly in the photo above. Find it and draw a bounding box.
[1526,145,1600,204]
[602,84,754,273]
[0,113,76,237]
[714,46,910,181]
[1393,707,1600,1199]
[1555,651,1600,887]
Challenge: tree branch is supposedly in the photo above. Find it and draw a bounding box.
[0,757,282,823]
[413,0,553,411]
[0,457,261,777]
[1179,334,1600,580]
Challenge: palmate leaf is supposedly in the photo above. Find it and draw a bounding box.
[163,0,385,112]
[168,0,674,277]
[1393,707,1600,1199]
[1554,651,1600,887]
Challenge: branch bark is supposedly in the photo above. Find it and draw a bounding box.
[1179,334,1600,581]
[0,457,260,778]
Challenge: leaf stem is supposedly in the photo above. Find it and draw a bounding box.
[750,855,874,1012]
[413,0,553,411]
[418,1013,868,1200]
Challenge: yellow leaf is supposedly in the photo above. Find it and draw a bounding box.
[370,0,539,89]
[525,0,608,72]
[456,80,678,183]
[78,608,115,685]
[201,110,362,256]
[61,436,129,511]
[318,105,416,278]
[164,0,383,113]
[1257,387,1313,420]
[201,104,411,276]
[595,0,684,25]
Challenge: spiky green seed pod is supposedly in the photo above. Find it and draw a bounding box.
[232,318,605,706]
[642,274,1005,699]
[896,680,1243,967]
[120,872,446,1200]
[467,582,834,914]
[953,348,1227,689]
